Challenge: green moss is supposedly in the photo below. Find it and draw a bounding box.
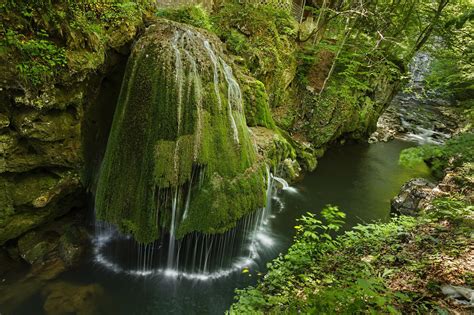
[156,5,213,31]
[12,109,80,142]
[1,1,147,88]
[213,1,298,107]
[0,173,83,245]
[95,21,267,244]
[177,163,267,237]
[241,77,276,129]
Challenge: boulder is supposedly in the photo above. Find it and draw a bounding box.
[391,178,436,216]
[58,226,89,267]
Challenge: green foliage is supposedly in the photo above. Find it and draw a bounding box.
[429,197,473,221]
[231,193,473,313]
[3,30,66,86]
[400,133,474,177]
[156,5,213,31]
[425,0,474,100]
[231,205,411,314]
[1,0,147,86]
[212,1,298,106]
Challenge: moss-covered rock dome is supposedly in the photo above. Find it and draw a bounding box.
[95,20,268,244]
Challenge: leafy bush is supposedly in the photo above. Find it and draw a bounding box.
[430,197,473,221]
[231,194,473,314]
[4,30,66,86]
[400,133,474,177]
[230,205,414,314]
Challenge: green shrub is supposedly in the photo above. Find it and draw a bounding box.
[400,133,474,177]
[231,194,473,314]
[4,30,66,86]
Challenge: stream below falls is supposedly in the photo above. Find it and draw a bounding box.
[11,139,432,315]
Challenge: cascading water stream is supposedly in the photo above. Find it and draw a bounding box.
[271,175,299,194]
[93,166,295,280]
[372,51,454,145]
[93,22,291,280]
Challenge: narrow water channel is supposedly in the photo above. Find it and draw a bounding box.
[13,139,431,315]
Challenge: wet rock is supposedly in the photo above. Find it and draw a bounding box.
[12,109,80,142]
[0,171,83,245]
[0,258,67,314]
[391,178,436,216]
[249,126,307,181]
[14,86,84,111]
[0,113,10,129]
[0,133,82,173]
[281,158,301,181]
[14,209,89,267]
[369,106,401,143]
[59,226,89,267]
[42,282,105,315]
[17,230,60,265]
[370,91,459,145]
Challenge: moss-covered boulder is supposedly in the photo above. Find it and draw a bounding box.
[0,171,83,245]
[95,20,268,244]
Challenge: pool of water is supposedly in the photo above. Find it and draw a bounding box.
[7,140,432,315]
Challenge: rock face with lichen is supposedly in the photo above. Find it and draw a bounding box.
[0,2,144,245]
[95,20,269,244]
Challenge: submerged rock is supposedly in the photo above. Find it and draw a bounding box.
[391,178,436,216]
[0,171,83,245]
[14,211,88,266]
[58,226,88,267]
[17,230,59,265]
[42,282,105,315]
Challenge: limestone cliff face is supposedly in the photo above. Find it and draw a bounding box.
[0,5,144,245]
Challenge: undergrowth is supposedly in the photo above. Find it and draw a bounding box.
[230,198,473,314]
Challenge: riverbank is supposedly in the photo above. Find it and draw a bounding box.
[230,134,474,314]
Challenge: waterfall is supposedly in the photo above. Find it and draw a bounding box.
[272,175,299,194]
[92,166,301,280]
[372,51,451,145]
[221,59,243,144]
[93,21,282,280]
[204,40,223,111]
